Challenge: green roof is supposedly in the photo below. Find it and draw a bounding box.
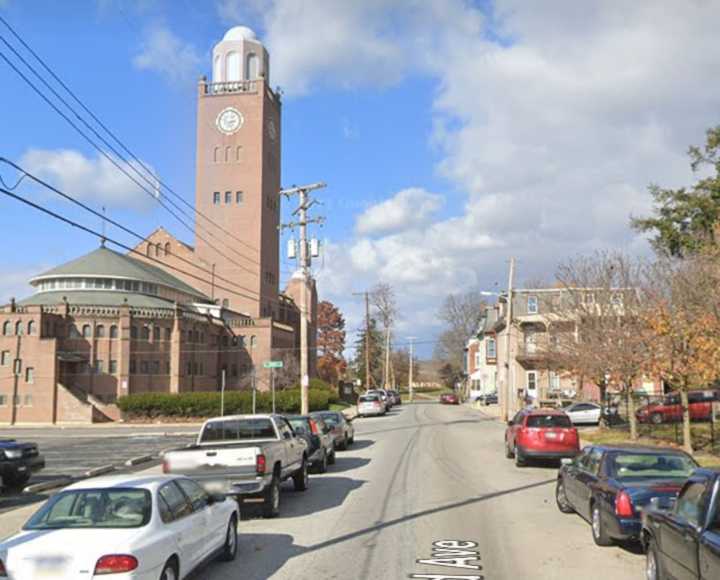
[18,291,180,309]
[32,247,209,300]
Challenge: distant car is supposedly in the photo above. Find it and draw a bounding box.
[505,408,580,467]
[556,445,698,547]
[358,394,386,417]
[367,389,392,411]
[311,411,355,450]
[386,390,402,406]
[0,474,238,579]
[563,402,602,425]
[483,393,498,406]
[440,392,460,405]
[636,389,720,424]
[0,439,44,489]
[288,415,336,473]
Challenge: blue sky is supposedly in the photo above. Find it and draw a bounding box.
[3,1,720,358]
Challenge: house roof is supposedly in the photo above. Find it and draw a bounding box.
[18,290,179,309]
[30,247,208,301]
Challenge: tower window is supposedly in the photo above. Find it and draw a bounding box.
[226,50,240,82]
[236,191,244,204]
[225,191,232,204]
[213,147,220,163]
[164,242,171,255]
[225,146,231,163]
[236,146,242,162]
[213,192,220,205]
[246,53,259,80]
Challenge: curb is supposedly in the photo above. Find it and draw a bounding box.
[125,455,155,467]
[23,477,72,494]
[84,465,116,478]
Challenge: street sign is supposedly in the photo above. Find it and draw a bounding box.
[264,361,284,369]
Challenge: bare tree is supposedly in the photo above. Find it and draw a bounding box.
[434,290,487,373]
[371,282,397,389]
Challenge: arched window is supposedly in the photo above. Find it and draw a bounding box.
[82,324,91,338]
[15,321,23,336]
[2,321,10,336]
[109,325,118,339]
[246,53,259,80]
[225,146,231,163]
[155,243,162,257]
[226,51,240,82]
[164,242,171,255]
[213,54,221,82]
[141,326,150,340]
[236,146,242,162]
[95,325,105,338]
[250,335,257,348]
[213,146,220,163]
[147,243,152,257]
[69,324,81,338]
[27,320,36,335]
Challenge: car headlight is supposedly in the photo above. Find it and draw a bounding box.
[4,449,23,459]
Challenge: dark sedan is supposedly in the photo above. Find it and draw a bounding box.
[0,439,44,489]
[287,415,336,473]
[555,445,698,546]
[311,411,355,450]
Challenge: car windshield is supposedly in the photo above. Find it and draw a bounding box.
[200,418,276,442]
[317,413,340,425]
[607,453,697,481]
[288,418,310,434]
[360,395,378,402]
[526,415,572,428]
[24,489,151,530]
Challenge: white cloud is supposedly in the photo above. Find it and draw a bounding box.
[133,24,201,84]
[0,267,44,303]
[355,188,443,236]
[19,149,159,210]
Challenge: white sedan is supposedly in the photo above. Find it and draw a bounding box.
[563,402,602,425]
[0,474,238,579]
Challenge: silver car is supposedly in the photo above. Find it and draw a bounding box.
[358,394,386,417]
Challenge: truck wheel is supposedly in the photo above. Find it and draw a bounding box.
[591,503,613,546]
[651,413,664,425]
[262,476,280,518]
[3,472,30,489]
[293,459,309,491]
[646,538,663,580]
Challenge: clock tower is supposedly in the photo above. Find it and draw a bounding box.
[194,26,281,319]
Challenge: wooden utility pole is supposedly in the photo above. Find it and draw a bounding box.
[353,291,372,391]
[501,257,516,422]
[407,336,416,402]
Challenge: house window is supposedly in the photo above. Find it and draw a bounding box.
[0,351,9,366]
[25,367,34,383]
[250,335,257,348]
[213,191,220,205]
[527,296,539,314]
[236,191,243,204]
[27,320,36,335]
[110,325,118,339]
[109,360,118,374]
[82,324,91,338]
[141,326,150,340]
[151,361,160,375]
[15,321,23,336]
[225,191,232,204]
[222,299,229,308]
[165,327,171,341]
[487,338,497,359]
[165,361,170,375]
[96,325,105,338]
[130,359,136,374]
[527,371,538,395]
[13,359,21,375]
[140,360,148,374]
[2,321,10,336]
[0,395,6,407]
[474,351,481,368]
[23,394,32,407]
[550,371,561,391]
[187,361,193,375]
[131,326,138,339]
[95,360,104,374]
[232,364,238,377]
[153,326,161,341]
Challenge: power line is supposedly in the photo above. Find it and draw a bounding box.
[0,186,264,305]
[0,35,260,277]
[0,15,261,259]
[0,158,262,300]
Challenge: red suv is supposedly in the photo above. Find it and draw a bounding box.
[635,389,720,425]
[440,393,459,405]
[505,408,580,467]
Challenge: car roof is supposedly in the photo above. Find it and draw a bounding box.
[588,444,693,456]
[526,407,567,415]
[64,474,180,492]
[204,414,278,422]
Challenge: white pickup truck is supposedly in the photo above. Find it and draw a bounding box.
[162,414,310,518]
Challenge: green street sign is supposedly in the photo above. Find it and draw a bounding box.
[263,361,284,369]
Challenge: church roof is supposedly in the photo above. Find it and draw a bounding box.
[31,246,209,301]
[18,290,178,309]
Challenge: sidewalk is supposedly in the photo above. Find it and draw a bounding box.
[467,401,503,419]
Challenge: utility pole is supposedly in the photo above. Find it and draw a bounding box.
[280,182,326,415]
[353,291,372,391]
[407,336,416,402]
[220,368,226,417]
[501,257,516,422]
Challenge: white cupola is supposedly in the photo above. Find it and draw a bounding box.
[212,26,269,84]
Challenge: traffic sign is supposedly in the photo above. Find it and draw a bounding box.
[263,361,284,369]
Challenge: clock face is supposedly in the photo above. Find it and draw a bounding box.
[216,107,243,135]
[267,119,277,141]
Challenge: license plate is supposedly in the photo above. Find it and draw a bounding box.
[17,466,27,472]
[545,432,558,439]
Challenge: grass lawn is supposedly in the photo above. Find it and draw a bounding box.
[329,401,353,411]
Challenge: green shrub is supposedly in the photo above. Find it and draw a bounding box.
[117,388,331,419]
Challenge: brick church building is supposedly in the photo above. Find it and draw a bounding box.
[0,27,317,423]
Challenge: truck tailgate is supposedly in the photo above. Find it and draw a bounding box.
[165,445,260,479]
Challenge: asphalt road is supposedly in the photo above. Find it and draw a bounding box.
[0,404,645,579]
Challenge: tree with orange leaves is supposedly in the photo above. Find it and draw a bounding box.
[317,300,347,385]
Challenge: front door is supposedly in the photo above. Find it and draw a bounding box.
[661,480,707,580]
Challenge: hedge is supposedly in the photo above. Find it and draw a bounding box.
[117,388,332,419]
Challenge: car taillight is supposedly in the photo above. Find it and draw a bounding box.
[0,559,6,577]
[615,491,634,517]
[94,555,138,575]
[162,459,169,473]
[256,453,267,475]
[309,420,319,434]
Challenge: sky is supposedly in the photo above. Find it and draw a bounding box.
[2,1,720,358]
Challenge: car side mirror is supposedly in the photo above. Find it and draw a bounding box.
[208,493,227,505]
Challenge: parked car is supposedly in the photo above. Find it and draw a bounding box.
[440,392,460,405]
[311,410,355,450]
[556,445,697,547]
[0,439,44,489]
[505,408,580,467]
[0,474,238,579]
[162,414,310,518]
[483,393,498,406]
[367,389,392,410]
[287,415,336,473]
[642,468,720,580]
[564,402,602,425]
[358,394,386,417]
[386,390,402,406]
[636,389,720,424]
